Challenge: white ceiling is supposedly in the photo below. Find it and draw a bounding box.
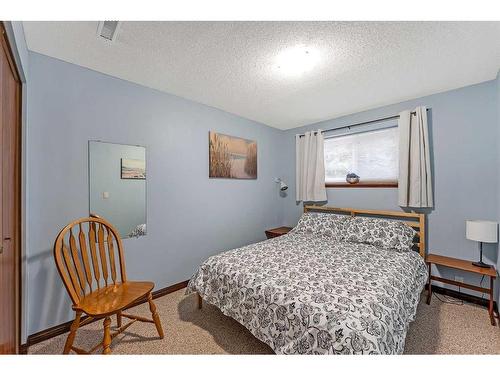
[23,21,500,130]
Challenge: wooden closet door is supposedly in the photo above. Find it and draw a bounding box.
[0,23,21,355]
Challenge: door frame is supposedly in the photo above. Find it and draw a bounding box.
[0,21,22,354]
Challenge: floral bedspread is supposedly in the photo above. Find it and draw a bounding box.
[186,232,427,354]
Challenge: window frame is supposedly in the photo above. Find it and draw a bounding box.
[325,181,398,188]
[323,126,399,189]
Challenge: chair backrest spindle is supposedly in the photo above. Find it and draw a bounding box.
[107,227,117,284]
[88,222,100,289]
[69,228,86,293]
[97,224,109,286]
[78,223,93,292]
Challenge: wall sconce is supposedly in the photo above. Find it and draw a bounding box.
[275,178,288,191]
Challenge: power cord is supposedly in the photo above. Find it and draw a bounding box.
[433,275,486,306]
[479,275,485,299]
[433,291,463,305]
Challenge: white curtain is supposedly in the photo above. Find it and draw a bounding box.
[296,130,327,202]
[398,106,433,207]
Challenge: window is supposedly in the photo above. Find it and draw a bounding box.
[324,127,398,187]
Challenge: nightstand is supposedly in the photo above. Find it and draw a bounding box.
[426,253,498,326]
[265,226,292,239]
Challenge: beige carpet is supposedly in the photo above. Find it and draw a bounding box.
[29,289,500,355]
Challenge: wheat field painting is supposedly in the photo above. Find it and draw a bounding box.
[209,131,257,179]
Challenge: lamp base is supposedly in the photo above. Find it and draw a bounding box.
[472,261,492,269]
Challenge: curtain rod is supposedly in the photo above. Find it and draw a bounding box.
[298,108,430,137]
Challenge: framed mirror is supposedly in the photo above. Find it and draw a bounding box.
[89,141,146,239]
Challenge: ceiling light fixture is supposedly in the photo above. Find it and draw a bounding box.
[275,45,320,77]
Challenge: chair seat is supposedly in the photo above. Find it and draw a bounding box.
[74,281,154,317]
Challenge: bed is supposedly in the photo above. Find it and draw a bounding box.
[186,206,428,354]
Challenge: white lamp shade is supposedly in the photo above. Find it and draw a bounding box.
[466,220,498,243]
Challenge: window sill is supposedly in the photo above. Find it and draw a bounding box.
[325,182,398,188]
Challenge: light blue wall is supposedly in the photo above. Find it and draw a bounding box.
[280,80,499,300]
[26,52,285,335]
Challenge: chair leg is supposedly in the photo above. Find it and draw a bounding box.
[102,316,112,354]
[63,311,82,354]
[148,293,164,339]
[116,311,122,328]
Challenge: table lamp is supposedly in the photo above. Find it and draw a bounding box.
[466,220,498,268]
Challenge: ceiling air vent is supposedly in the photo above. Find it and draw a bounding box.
[97,21,120,42]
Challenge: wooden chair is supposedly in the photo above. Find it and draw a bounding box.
[53,216,164,354]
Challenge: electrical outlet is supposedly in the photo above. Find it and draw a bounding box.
[454,276,464,283]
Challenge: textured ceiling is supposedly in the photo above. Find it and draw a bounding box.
[23,21,500,129]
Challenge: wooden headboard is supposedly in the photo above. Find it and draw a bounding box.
[303,205,426,257]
